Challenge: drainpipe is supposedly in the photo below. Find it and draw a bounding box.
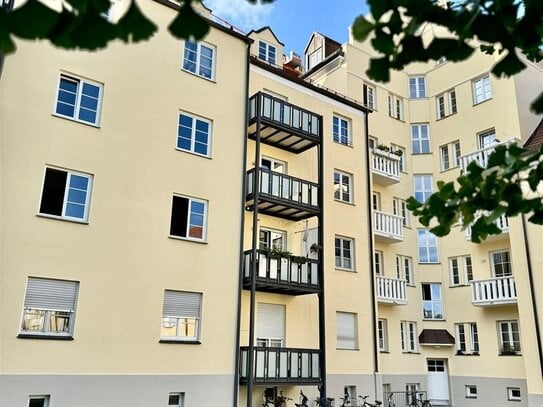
[233,41,251,407]
[317,115,326,399]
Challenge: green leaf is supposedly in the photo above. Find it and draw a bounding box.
[70,10,116,50]
[366,56,390,82]
[0,9,16,54]
[371,29,395,55]
[117,1,157,43]
[368,0,393,19]
[169,1,210,40]
[492,50,526,77]
[7,0,60,39]
[352,16,374,41]
[530,91,543,114]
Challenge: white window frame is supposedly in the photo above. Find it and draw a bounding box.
[422,283,443,320]
[472,75,492,104]
[334,170,353,203]
[168,392,185,406]
[417,229,439,263]
[170,195,208,242]
[161,290,202,342]
[38,166,93,223]
[396,255,414,285]
[391,144,407,172]
[498,320,521,354]
[440,140,461,171]
[28,396,50,407]
[436,89,457,119]
[53,73,103,126]
[182,40,216,80]
[374,250,384,276]
[363,83,376,110]
[490,250,512,277]
[455,322,479,354]
[507,387,521,401]
[449,255,472,286]
[335,236,354,271]
[414,174,433,203]
[258,40,277,65]
[378,319,388,352]
[388,94,404,120]
[393,197,410,227]
[333,115,352,146]
[409,76,426,98]
[336,311,358,350]
[307,47,323,70]
[259,227,287,251]
[400,321,417,352]
[465,385,477,399]
[411,124,430,154]
[177,111,212,157]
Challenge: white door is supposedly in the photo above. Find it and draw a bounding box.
[427,359,449,405]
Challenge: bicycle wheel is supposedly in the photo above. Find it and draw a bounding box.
[422,401,432,407]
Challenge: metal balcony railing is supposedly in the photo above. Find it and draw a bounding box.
[239,346,321,384]
[376,275,407,305]
[370,149,401,185]
[373,211,404,242]
[471,275,517,306]
[458,138,518,172]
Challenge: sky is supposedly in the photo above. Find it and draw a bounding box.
[205,0,369,56]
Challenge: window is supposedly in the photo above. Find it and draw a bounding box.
[29,396,50,407]
[409,76,426,98]
[39,167,93,222]
[337,311,358,349]
[499,320,521,353]
[388,94,404,120]
[20,277,79,338]
[372,192,381,211]
[422,283,443,319]
[177,112,212,157]
[417,229,439,263]
[456,323,479,354]
[491,250,512,277]
[411,124,430,154]
[396,255,414,285]
[439,141,461,171]
[161,290,202,342]
[507,387,521,401]
[182,41,215,80]
[54,73,103,126]
[170,195,207,241]
[465,385,477,398]
[333,115,351,146]
[335,237,354,270]
[259,228,286,250]
[391,144,407,172]
[168,392,185,406]
[334,170,353,203]
[368,136,378,150]
[258,40,276,65]
[307,47,323,70]
[400,321,417,352]
[478,130,497,148]
[374,251,383,275]
[449,255,473,286]
[436,89,457,119]
[414,174,433,203]
[393,197,410,227]
[257,303,285,347]
[472,75,492,104]
[363,83,376,110]
[378,319,388,351]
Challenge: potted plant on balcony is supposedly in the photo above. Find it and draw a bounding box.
[269,247,292,259]
[290,255,307,264]
[376,144,391,152]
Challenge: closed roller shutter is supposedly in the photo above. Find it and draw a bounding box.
[257,303,285,342]
[24,277,78,311]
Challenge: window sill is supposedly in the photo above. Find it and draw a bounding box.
[335,267,356,273]
[423,318,445,321]
[181,68,216,83]
[159,339,201,344]
[456,351,480,356]
[36,213,89,225]
[499,352,522,356]
[473,98,492,107]
[168,235,208,244]
[334,199,356,206]
[18,333,74,340]
[336,347,360,351]
[175,147,212,160]
[411,152,433,156]
[52,113,100,128]
[436,112,458,121]
[402,351,420,354]
[439,166,460,173]
[379,350,390,353]
[418,262,441,265]
[332,141,354,148]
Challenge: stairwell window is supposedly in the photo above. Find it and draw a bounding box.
[335,236,354,270]
[333,115,351,146]
[258,40,277,65]
[417,229,439,263]
[54,73,103,126]
[363,83,376,110]
[388,94,404,120]
[436,89,457,119]
[411,124,430,154]
[161,290,202,342]
[170,195,207,242]
[182,41,215,80]
[422,283,443,319]
[177,112,212,157]
[20,277,79,338]
[334,170,353,203]
[409,76,426,98]
[39,167,93,223]
[472,75,492,104]
[413,174,433,203]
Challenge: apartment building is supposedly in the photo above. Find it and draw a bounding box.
[304,23,543,407]
[2,1,543,407]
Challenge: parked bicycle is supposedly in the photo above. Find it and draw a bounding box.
[358,395,382,407]
[314,396,335,406]
[385,393,396,407]
[295,390,310,407]
[339,391,352,407]
[407,392,432,407]
[275,391,293,407]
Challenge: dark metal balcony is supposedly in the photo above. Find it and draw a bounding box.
[243,249,320,295]
[248,92,321,153]
[239,346,322,385]
[246,168,320,220]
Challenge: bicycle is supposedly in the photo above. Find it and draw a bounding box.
[275,391,293,407]
[358,395,382,407]
[385,393,396,407]
[407,392,432,407]
[295,390,310,407]
[314,396,335,406]
[339,392,352,407]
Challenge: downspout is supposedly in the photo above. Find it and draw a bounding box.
[363,112,379,388]
[0,0,15,79]
[521,214,543,379]
[233,41,251,407]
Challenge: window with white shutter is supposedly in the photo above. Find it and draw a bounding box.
[336,311,358,349]
[256,303,285,347]
[161,290,202,342]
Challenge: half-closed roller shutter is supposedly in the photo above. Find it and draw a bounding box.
[163,290,202,317]
[24,277,78,311]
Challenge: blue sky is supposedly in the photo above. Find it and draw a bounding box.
[205,0,369,55]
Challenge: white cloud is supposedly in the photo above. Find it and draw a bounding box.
[204,0,274,32]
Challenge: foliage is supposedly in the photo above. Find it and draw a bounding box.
[353,0,543,113]
[407,143,543,242]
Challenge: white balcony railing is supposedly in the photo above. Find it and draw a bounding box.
[471,275,517,306]
[465,214,509,240]
[373,211,404,242]
[458,138,518,172]
[376,275,407,305]
[370,149,401,185]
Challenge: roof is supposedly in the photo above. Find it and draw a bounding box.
[418,329,455,346]
[524,117,543,152]
[301,48,344,78]
[303,31,342,54]
[247,26,285,46]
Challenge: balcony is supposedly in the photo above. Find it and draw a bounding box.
[242,250,320,295]
[370,149,401,185]
[465,214,509,241]
[246,168,320,221]
[239,346,322,385]
[458,138,518,172]
[373,211,404,243]
[248,92,321,153]
[376,275,407,305]
[471,276,517,306]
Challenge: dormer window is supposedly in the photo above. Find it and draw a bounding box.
[258,40,276,65]
[307,48,323,70]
